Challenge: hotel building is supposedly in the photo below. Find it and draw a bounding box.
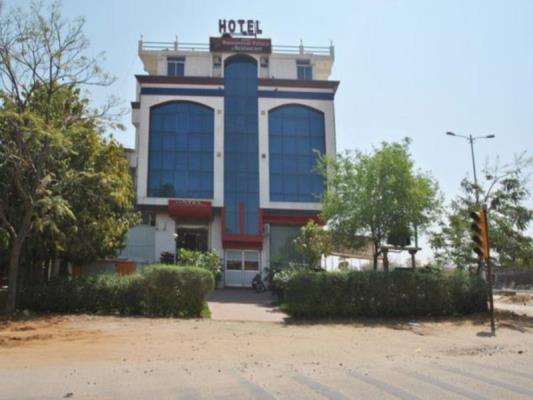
[125,29,338,287]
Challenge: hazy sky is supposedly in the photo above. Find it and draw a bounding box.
[5,0,533,259]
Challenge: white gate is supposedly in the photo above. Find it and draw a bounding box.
[224,250,260,287]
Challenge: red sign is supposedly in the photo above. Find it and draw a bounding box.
[209,37,272,54]
[168,200,213,219]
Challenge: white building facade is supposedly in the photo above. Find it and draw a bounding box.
[126,30,338,287]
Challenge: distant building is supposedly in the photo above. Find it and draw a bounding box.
[124,28,339,287]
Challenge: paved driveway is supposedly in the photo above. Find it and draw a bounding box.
[208,289,287,322]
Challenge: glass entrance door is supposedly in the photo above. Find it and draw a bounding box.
[225,250,260,287]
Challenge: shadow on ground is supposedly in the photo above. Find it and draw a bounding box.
[281,310,533,335]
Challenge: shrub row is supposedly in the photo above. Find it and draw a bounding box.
[21,265,214,317]
[281,270,487,318]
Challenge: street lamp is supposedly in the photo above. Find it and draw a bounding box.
[446,131,495,205]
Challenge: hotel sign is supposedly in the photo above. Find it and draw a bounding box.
[209,36,271,54]
[219,19,262,36]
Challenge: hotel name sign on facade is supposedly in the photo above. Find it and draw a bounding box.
[210,19,271,54]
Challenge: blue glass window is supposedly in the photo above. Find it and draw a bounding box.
[296,60,313,80]
[223,56,259,235]
[269,105,325,202]
[167,57,185,77]
[148,102,214,198]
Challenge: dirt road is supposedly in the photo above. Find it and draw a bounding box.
[1,313,532,399]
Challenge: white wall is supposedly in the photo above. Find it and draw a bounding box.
[119,225,156,263]
[209,215,223,256]
[142,51,334,81]
[154,213,176,261]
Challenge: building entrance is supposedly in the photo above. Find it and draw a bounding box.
[176,226,208,254]
[225,250,260,287]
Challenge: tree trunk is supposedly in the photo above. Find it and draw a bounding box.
[383,249,389,272]
[5,208,33,314]
[59,259,69,278]
[372,241,379,271]
[5,236,24,314]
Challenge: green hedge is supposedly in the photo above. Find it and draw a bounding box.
[21,265,214,317]
[281,270,487,318]
[143,265,214,317]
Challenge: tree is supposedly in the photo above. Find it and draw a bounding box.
[0,2,133,313]
[431,154,533,269]
[293,221,331,271]
[320,138,441,270]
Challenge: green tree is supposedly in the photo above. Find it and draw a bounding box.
[0,2,134,313]
[293,221,331,271]
[320,138,441,270]
[431,154,533,269]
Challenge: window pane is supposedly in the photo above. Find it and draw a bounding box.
[268,105,325,202]
[244,260,258,271]
[227,260,242,270]
[148,102,214,199]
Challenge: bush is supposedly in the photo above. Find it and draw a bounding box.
[21,265,214,317]
[281,270,487,318]
[143,264,214,317]
[177,249,222,284]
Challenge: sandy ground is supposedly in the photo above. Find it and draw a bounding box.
[1,312,532,399]
[494,292,533,318]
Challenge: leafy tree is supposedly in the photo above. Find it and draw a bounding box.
[431,154,533,269]
[293,221,331,271]
[0,2,134,313]
[320,138,441,270]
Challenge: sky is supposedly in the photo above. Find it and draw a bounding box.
[5,0,533,262]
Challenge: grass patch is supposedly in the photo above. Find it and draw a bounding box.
[200,302,211,319]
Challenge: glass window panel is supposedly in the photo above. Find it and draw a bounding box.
[189,135,203,151]
[200,172,212,191]
[202,154,213,172]
[270,176,283,193]
[189,172,201,190]
[150,135,163,151]
[175,153,187,171]
[174,175,187,192]
[282,157,295,173]
[225,211,238,233]
[150,151,162,169]
[148,102,214,199]
[270,155,283,173]
[270,136,282,153]
[268,105,325,202]
[244,252,258,262]
[162,151,174,170]
[176,115,188,132]
[224,56,259,234]
[244,259,258,271]
[226,260,242,270]
[310,136,325,151]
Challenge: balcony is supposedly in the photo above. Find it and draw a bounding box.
[138,37,334,57]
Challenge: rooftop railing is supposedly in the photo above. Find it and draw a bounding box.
[139,38,334,57]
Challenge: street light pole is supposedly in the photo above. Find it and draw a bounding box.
[468,134,480,205]
[446,132,495,206]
